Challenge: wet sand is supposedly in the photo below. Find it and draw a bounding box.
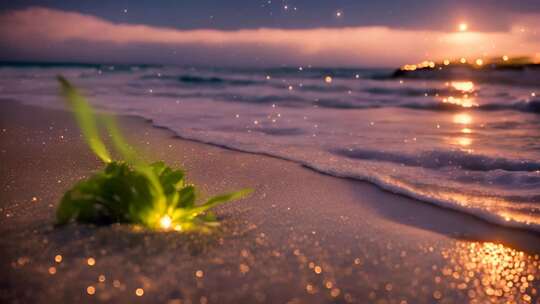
[1,102,539,303]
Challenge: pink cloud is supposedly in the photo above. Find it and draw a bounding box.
[1,7,539,66]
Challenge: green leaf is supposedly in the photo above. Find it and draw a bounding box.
[55,76,253,232]
[56,161,157,226]
[176,185,195,208]
[201,188,253,210]
[151,161,184,187]
[102,115,139,163]
[179,188,253,221]
[150,161,167,176]
[56,172,111,225]
[101,114,165,204]
[57,76,112,163]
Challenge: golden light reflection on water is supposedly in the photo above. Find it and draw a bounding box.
[443,81,477,148]
[440,242,539,303]
[455,137,472,147]
[441,81,478,108]
[443,96,478,108]
[451,81,475,93]
[450,113,474,148]
[453,113,473,125]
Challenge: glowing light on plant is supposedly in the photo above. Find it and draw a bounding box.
[159,215,172,230]
[55,76,252,231]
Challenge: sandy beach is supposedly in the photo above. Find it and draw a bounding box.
[1,101,539,304]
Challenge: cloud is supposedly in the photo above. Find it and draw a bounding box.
[0,7,539,67]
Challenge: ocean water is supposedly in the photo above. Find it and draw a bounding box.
[1,64,539,232]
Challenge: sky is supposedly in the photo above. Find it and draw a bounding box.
[0,0,539,67]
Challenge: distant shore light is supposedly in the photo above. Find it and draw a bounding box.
[502,55,509,61]
[460,58,467,64]
[475,59,483,66]
[458,23,468,32]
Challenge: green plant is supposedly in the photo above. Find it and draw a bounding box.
[55,76,252,231]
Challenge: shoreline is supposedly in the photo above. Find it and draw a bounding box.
[12,98,540,237]
[1,101,539,303]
